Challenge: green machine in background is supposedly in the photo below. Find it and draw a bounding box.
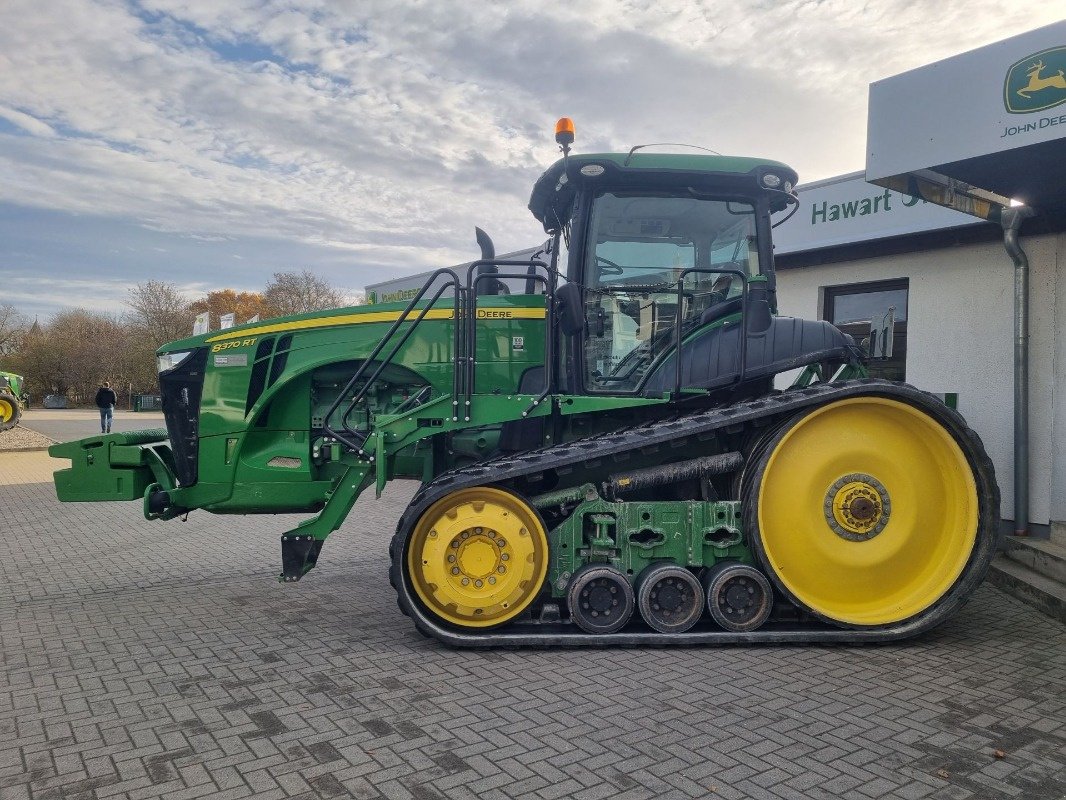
[0,370,27,432]
[50,120,999,645]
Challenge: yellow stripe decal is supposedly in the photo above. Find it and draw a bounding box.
[205,307,547,342]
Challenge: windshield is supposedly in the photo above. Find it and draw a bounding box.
[583,191,758,392]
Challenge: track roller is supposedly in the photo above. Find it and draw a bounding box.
[636,563,703,633]
[567,564,635,634]
[703,562,773,632]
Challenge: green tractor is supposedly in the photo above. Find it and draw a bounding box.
[0,370,27,432]
[50,121,998,645]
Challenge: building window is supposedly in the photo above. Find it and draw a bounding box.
[823,279,908,381]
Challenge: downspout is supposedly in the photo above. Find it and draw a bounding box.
[1000,205,1036,536]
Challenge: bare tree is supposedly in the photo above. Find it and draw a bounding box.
[264,270,348,317]
[8,309,160,403]
[126,281,194,344]
[0,304,27,355]
[51,310,129,402]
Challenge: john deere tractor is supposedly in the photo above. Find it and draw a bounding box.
[51,121,998,645]
[0,370,26,432]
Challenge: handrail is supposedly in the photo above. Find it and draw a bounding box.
[464,262,553,418]
[321,255,556,457]
[322,268,462,454]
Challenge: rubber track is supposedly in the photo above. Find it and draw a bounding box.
[388,380,1000,647]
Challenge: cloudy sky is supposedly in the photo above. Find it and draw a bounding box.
[1,1,1062,319]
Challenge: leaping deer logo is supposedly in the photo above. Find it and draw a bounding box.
[1004,46,1066,113]
[1017,59,1066,98]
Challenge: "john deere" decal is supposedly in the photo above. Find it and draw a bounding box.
[1004,46,1066,114]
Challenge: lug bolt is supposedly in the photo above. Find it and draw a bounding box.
[461,577,470,586]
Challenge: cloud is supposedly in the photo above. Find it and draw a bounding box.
[0,105,57,137]
[0,0,1062,318]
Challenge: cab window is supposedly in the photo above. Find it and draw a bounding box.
[583,191,757,392]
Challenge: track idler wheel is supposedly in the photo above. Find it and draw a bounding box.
[0,391,20,432]
[636,564,703,633]
[748,396,987,628]
[567,564,635,634]
[405,487,549,629]
[702,563,773,632]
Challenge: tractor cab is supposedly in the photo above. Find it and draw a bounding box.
[529,147,856,398]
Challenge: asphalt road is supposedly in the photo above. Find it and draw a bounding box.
[18,407,166,443]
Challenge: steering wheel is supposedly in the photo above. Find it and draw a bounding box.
[596,255,626,277]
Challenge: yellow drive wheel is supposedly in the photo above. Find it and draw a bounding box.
[406,487,549,628]
[753,397,979,626]
[0,392,19,431]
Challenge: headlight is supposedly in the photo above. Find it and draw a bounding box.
[157,350,193,373]
[762,173,782,188]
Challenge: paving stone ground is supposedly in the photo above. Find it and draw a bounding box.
[1,452,1064,800]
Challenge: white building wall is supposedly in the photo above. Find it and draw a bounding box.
[775,231,1063,527]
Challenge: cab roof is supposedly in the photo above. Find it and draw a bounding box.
[528,152,798,233]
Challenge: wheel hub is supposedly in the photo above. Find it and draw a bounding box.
[724,579,755,611]
[653,581,684,612]
[582,579,619,616]
[454,530,504,580]
[824,473,891,541]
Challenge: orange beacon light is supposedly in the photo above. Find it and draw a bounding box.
[555,117,575,151]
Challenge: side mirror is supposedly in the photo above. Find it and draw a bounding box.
[555,283,585,336]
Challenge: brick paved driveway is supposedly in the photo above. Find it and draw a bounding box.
[1,454,1064,800]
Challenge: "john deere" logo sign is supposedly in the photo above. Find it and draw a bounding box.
[1004,46,1066,113]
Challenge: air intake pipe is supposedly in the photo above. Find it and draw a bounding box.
[475,227,500,296]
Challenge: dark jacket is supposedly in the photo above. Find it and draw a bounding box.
[95,387,117,409]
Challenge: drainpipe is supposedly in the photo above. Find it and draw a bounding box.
[1000,205,1036,536]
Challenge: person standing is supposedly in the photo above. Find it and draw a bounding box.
[95,381,117,434]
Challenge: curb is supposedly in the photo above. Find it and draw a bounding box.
[0,425,59,454]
